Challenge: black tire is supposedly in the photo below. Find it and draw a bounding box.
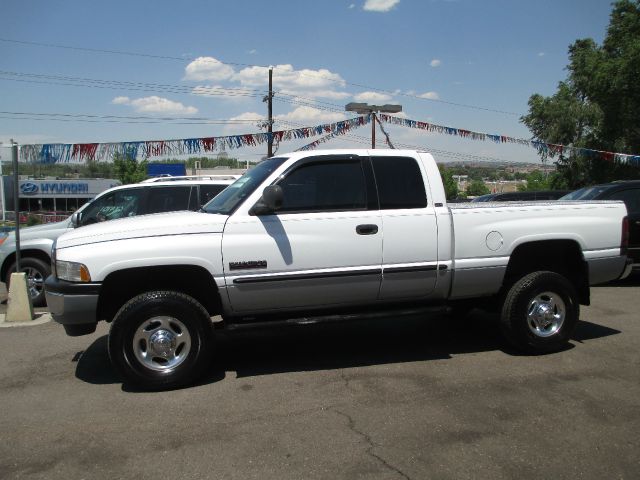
[6,257,51,307]
[500,271,579,354]
[108,291,214,390]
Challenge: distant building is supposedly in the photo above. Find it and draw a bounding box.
[2,176,121,213]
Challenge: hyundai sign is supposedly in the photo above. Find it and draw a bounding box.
[18,179,119,198]
[19,182,40,195]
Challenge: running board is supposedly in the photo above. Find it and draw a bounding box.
[220,304,448,331]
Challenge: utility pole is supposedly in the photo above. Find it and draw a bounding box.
[267,67,273,158]
[11,139,21,271]
[371,113,376,149]
[0,142,5,222]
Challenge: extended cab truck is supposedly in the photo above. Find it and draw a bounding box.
[0,176,236,306]
[44,150,632,389]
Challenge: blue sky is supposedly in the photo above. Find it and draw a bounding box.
[0,0,614,164]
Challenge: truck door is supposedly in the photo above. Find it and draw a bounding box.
[372,155,439,300]
[222,155,383,314]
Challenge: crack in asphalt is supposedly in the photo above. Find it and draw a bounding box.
[340,369,358,395]
[333,408,413,480]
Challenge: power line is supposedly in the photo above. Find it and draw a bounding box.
[0,37,254,68]
[0,69,351,114]
[0,111,264,125]
[0,37,522,116]
[0,70,265,99]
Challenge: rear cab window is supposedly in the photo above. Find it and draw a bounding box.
[370,156,427,209]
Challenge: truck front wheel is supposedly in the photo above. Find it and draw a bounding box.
[500,271,579,354]
[108,291,214,390]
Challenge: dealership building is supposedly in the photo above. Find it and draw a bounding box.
[2,176,121,213]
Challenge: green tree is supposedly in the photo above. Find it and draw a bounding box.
[521,0,640,187]
[438,164,459,200]
[518,170,549,191]
[466,180,490,197]
[113,153,148,184]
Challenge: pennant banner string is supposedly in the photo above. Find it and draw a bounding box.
[18,115,372,164]
[378,114,640,167]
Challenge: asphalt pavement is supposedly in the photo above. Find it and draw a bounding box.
[0,272,639,479]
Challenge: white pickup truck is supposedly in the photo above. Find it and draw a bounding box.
[44,149,632,389]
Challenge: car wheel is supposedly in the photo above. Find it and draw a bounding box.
[108,291,214,390]
[6,257,51,307]
[500,271,579,353]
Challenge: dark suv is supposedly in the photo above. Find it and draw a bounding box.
[560,180,640,264]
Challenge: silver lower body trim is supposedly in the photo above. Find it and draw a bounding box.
[587,255,629,285]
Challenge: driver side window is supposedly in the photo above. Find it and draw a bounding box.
[80,189,143,225]
[277,160,367,213]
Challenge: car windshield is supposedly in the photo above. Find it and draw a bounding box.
[560,186,610,200]
[201,157,287,215]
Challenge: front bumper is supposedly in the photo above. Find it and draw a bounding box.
[45,276,101,335]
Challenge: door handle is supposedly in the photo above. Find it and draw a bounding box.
[356,224,378,235]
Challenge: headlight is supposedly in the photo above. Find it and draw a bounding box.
[56,260,91,282]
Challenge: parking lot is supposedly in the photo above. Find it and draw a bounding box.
[1,272,639,480]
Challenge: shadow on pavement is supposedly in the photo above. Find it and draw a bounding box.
[573,319,621,342]
[74,336,122,385]
[73,309,622,391]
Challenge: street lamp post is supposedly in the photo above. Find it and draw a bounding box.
[345,103,402,149]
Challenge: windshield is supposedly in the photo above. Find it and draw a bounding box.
[201,157,287,214]
[560,185,609,200]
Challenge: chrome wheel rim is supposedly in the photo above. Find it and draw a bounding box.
[23,267,45,299]
[527,291,566,338]
[133,316,191,371]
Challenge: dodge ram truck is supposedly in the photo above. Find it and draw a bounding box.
[44,149,632,389]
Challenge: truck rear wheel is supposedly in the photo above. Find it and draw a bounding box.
[500,271,579,353]
[108,291,214,390]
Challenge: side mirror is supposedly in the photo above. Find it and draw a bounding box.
[250,185,283,216]
[70,212,81,227]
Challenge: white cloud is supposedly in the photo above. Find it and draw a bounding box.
[363,0,400,12]
[418,91,440,100]
[248,49,257,55]
[353,91,393,103]
[276,106,345,125]
[430,59,441,67]
[349,3,355,8]
[183,56,235,81]
[111,96,198,115]
[234,64,347,99]
[112,96,130,105]
[538,52,545,57]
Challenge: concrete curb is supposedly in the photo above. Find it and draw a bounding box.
[0,312,52,328]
